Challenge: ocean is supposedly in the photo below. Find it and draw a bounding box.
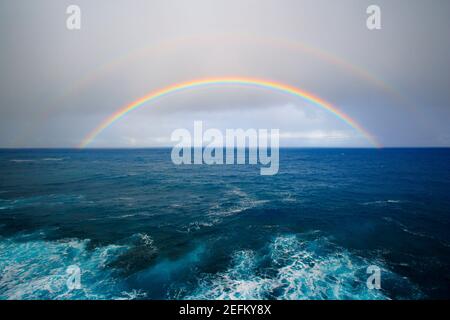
[0,148,449,300]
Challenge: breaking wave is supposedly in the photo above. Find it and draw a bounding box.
[0,233,147,300]
[185,235,416,300]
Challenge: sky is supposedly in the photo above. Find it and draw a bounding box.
[0,0,449,148]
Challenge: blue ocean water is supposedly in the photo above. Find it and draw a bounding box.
[0,148,449,300]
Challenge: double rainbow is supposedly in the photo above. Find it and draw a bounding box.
[79,77,381,148]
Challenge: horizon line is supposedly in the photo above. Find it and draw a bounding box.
[1,146,449,150]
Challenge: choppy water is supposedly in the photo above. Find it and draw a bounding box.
[0,148,449,299]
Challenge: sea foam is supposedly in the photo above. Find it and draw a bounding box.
[0,233,144,300]
[185,235,410,300]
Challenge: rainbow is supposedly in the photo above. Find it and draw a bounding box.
[79,77,381,148]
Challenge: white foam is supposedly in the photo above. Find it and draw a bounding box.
[362,200,404,206]
[186,235,393,300]
[208,187,269,218]
[10,159,36,163]
[0,234,141,300]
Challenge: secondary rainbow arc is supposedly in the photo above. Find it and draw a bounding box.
[79,77,381,148]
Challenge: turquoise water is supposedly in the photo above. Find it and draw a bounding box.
[0,148,449,299]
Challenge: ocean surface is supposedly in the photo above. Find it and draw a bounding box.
[0,148,449,300]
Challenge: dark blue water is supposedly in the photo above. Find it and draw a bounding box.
[0,148,449,299]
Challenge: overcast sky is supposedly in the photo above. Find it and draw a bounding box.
[0,0,449,147]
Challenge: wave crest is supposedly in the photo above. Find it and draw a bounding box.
[186,235,405,300]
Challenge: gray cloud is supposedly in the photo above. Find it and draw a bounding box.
[0,0,449,147]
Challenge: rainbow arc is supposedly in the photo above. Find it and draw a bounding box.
[79,77,381,148]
